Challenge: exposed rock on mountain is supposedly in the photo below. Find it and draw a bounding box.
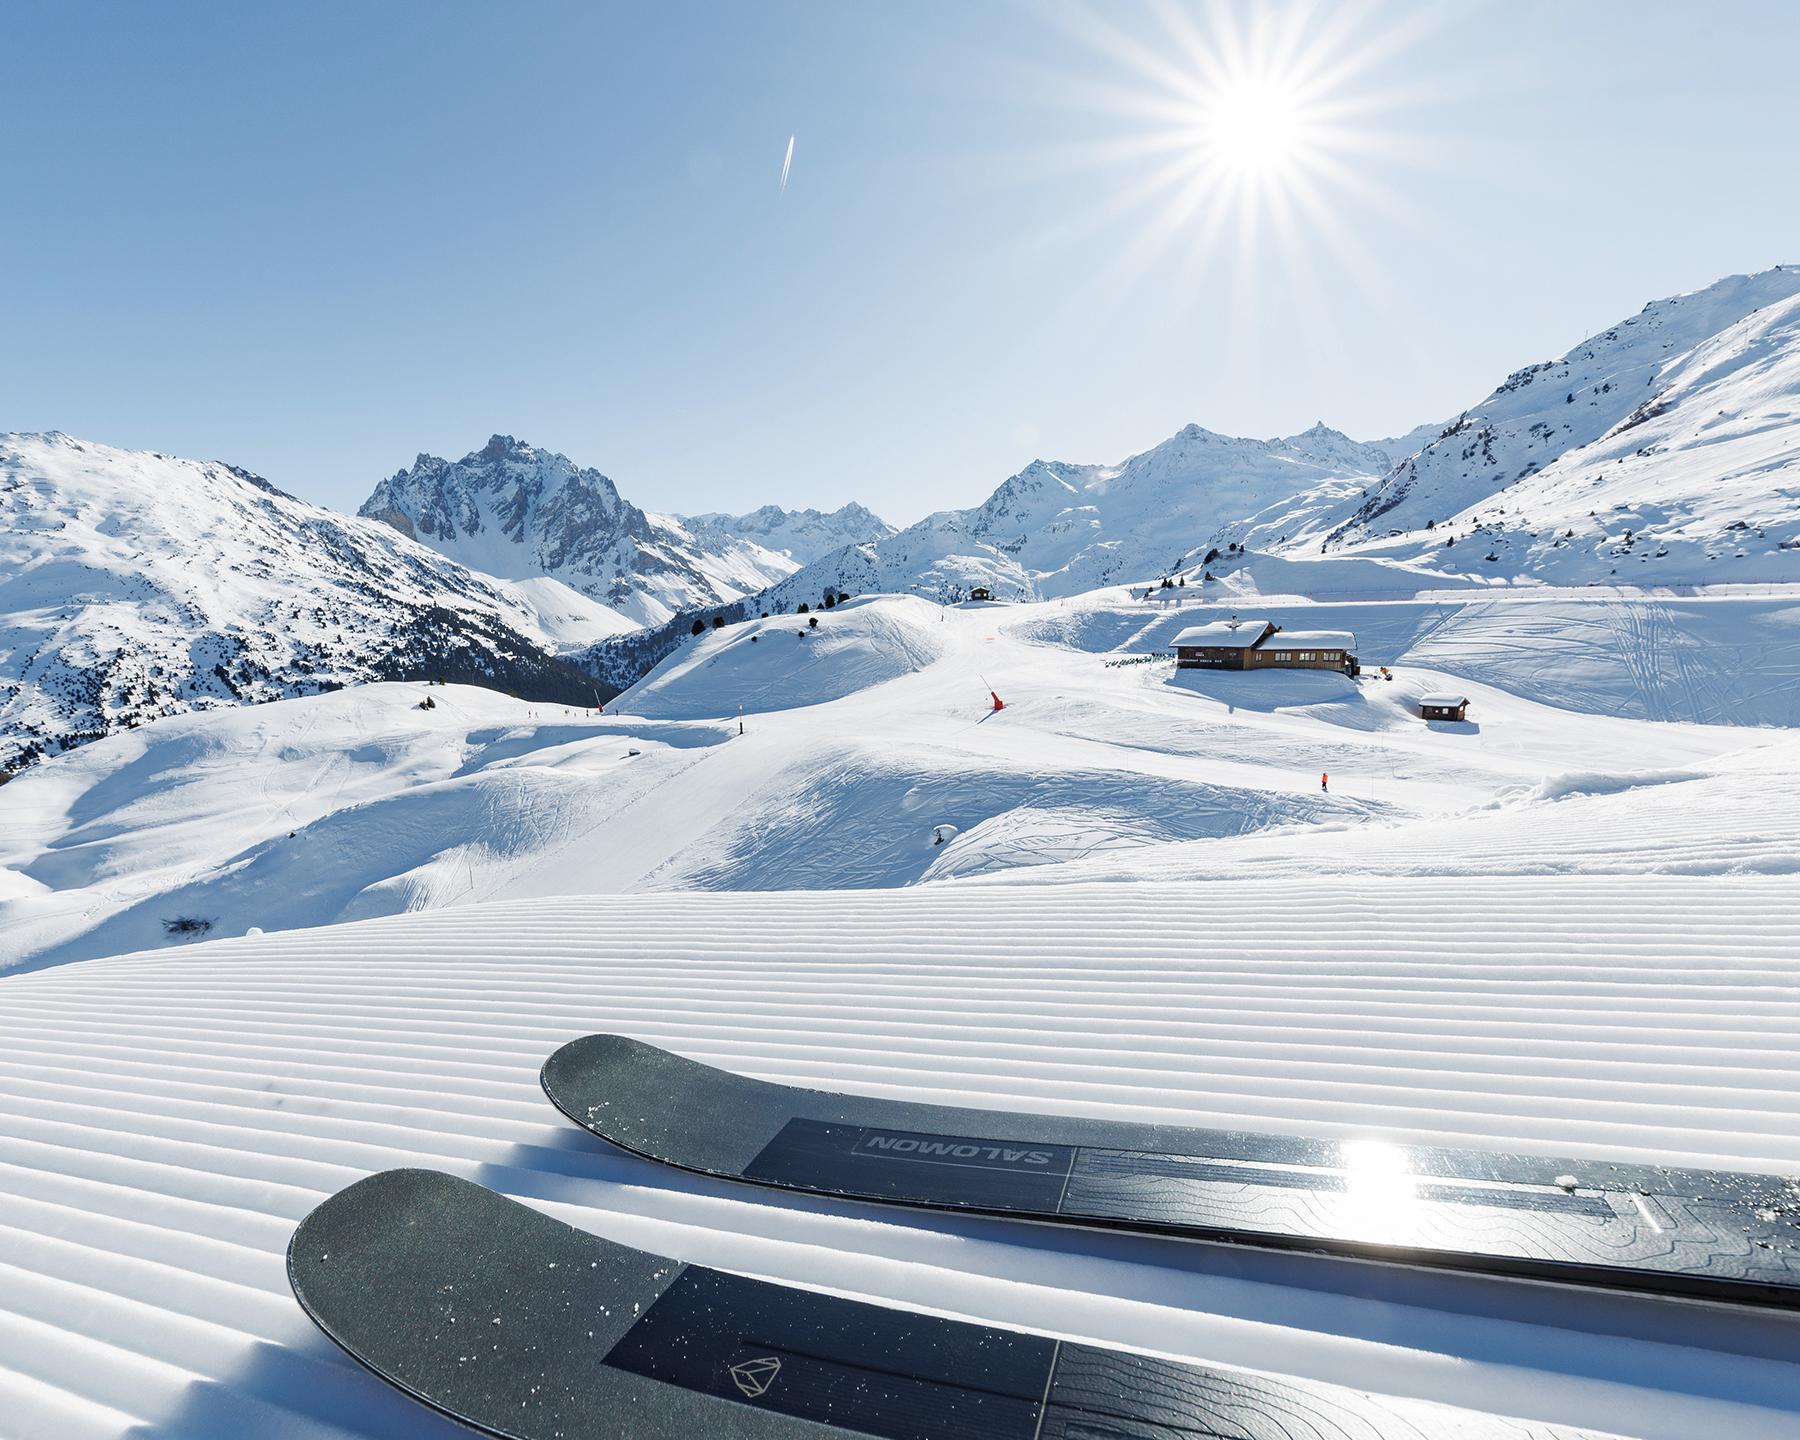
[360,436,884,627]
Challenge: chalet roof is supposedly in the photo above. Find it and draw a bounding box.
[1420,692,1470,707]
[1168,619,1272,649]
[1262,629,1355,650]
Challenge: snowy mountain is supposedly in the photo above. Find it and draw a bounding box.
[682,500,894,565]
[1330,267,1800,583]
[0,432,607,772]
[359,435,884,627]
[670,423,1399,622]
[693,422,1405,619]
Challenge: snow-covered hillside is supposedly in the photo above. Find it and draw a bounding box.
[1331,267,1800,583]
[0,433,609,773]
[752,422,1408,608]
[12,586,1798,971]
[360,435,889,627]
[612,593,948,720]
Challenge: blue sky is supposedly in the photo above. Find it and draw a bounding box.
[4,1,1797,524]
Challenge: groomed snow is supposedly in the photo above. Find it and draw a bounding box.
[3,882,1800,1439]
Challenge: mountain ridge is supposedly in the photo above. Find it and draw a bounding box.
[0,432,606,772]
[1329,265,1800,582]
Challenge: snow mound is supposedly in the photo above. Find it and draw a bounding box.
[613,594,949,720]
[653,754,1371,891]
[1166,667,1363,713]
[1522,769,1711,803]
[921,805,1169,879]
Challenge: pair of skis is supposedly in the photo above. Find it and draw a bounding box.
[291,1035,1800,1440]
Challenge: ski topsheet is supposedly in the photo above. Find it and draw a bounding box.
[290,1168,1615,1440]
[541,1034,1800,1310]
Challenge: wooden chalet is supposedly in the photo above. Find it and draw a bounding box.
[1169,620,1359,676]
[968,586,993,602]
[1247,629,1358,676]
[1168,619,1274,669]
[1419,692,1470,722]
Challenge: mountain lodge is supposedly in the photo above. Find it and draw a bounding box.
[1169,619,1360,677]
[1420,692,1471,721]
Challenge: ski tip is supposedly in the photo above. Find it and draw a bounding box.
[290,1169,451,1268]
[539,1032,662,1112]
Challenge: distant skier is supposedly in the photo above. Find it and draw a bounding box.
[1321,772,1329,793]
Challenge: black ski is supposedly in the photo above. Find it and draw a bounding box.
[289,1168,1614,1439]
[541,1034,1800,1310]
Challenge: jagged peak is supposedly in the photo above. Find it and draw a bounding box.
[477,433,532,462]
[1291,420,1350,441]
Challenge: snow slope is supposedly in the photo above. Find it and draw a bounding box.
[360,435,890,627]
[1332,267,1800,584]
[0,683,726,971]
[0,433,609,773]
[1038,588,1800,725]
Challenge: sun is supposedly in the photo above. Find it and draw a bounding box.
[1018,2,1447,298]
[1201,75,1311,178]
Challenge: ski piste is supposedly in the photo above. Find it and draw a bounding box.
[289,1168,1618,1440]
[541,1035,1800,1310]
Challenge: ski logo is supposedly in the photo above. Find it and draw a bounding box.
[855,1131,1057,1167]
[729,1356,782,1398]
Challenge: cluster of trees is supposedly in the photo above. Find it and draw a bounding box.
[692,589,853,637]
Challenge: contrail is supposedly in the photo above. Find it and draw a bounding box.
[780,134,794,193]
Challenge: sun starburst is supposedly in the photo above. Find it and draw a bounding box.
[1013,0,1457,310]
